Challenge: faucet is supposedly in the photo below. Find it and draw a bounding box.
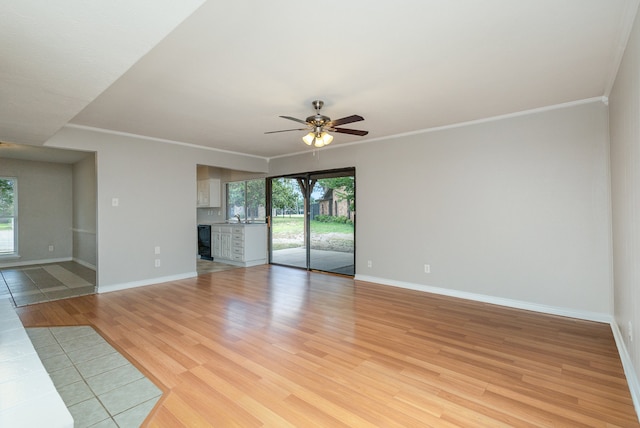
[235,214,241,223]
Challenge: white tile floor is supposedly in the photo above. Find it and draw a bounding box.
[27,326,162,428]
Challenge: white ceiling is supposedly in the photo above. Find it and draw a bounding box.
[1,0,638,161]
[0,0,205,162]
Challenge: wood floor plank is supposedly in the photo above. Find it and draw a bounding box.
[15,265,639,427]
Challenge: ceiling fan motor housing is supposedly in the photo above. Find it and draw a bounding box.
[307,114,331,127]
[308,100,330,127]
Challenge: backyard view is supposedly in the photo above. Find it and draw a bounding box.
[270,172,355,275]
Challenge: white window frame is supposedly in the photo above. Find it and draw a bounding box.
[226,179,266,222]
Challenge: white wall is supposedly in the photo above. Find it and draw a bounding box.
[72,155,96,268]
[610,5,640,394]
[271,101,613,317]
[0,158,73,265]
[46,126,268,290]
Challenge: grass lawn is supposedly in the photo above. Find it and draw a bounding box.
[271,215,354,251]
[272,215,353,234]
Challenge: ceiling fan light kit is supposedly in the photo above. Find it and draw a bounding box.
[266,100,368,148]
[303,130,333,147]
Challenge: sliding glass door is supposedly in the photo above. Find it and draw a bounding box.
[268,168,355,275]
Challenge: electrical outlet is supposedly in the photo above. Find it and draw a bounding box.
[112,197,119,207]
[154,246,161,255]
[154,259,161,268]
[424,264,430,273]
[48,245,54,252]
[367,260,372,268]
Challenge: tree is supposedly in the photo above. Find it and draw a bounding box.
[271,178,299,216]
[227,179,266,220]
[0,179,14,217]
[227,182,245,217]
[317,177,355,211]
[246,179,265,219]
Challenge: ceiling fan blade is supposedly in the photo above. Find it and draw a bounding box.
[265,128,308,134]
[332,127,369,136]
[329,115,364,127]
[280,115,309,125]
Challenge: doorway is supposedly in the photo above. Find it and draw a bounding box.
[268,168,355,275]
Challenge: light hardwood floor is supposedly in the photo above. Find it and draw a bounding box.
[16,266,639,427]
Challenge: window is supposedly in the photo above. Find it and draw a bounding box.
[226,179,266,222]
[0,178,17,255]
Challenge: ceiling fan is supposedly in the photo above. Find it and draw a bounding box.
[265,100,368,148]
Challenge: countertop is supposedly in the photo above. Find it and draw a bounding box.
[199,222,266,226]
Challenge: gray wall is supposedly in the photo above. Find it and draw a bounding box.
[610,6,640,396]
[46,126,268,290]
[0,158,73,264]
[271,101,613,317]
[72,155,97,268]
[46,101,612,318]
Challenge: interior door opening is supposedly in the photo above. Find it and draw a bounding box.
[268,168,355,276]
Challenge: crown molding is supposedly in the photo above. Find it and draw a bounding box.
[268,96,608,161]
[64,123,270,161]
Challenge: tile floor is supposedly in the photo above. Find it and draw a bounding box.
[27,326,162,428]
[196,258,243,274]
[0,259,239,307]
[0,262,96,307]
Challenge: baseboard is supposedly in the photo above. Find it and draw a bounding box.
[97,272,197,294]
[354,274,612,323]
[0,257,73,269]
[610,321,640,421]
[72,258,96,271]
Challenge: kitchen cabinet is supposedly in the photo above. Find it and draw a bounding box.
[212,227,232,260]
[211,223,267,267]
[197,178,221,207]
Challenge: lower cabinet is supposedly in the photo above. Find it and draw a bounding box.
[211,224,267,267]
[212,230,232,260]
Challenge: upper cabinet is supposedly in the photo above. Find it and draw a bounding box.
[197,178,221,207]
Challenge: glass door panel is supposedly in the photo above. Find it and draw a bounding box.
[269,176,306,268]
[309,172,355,275]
